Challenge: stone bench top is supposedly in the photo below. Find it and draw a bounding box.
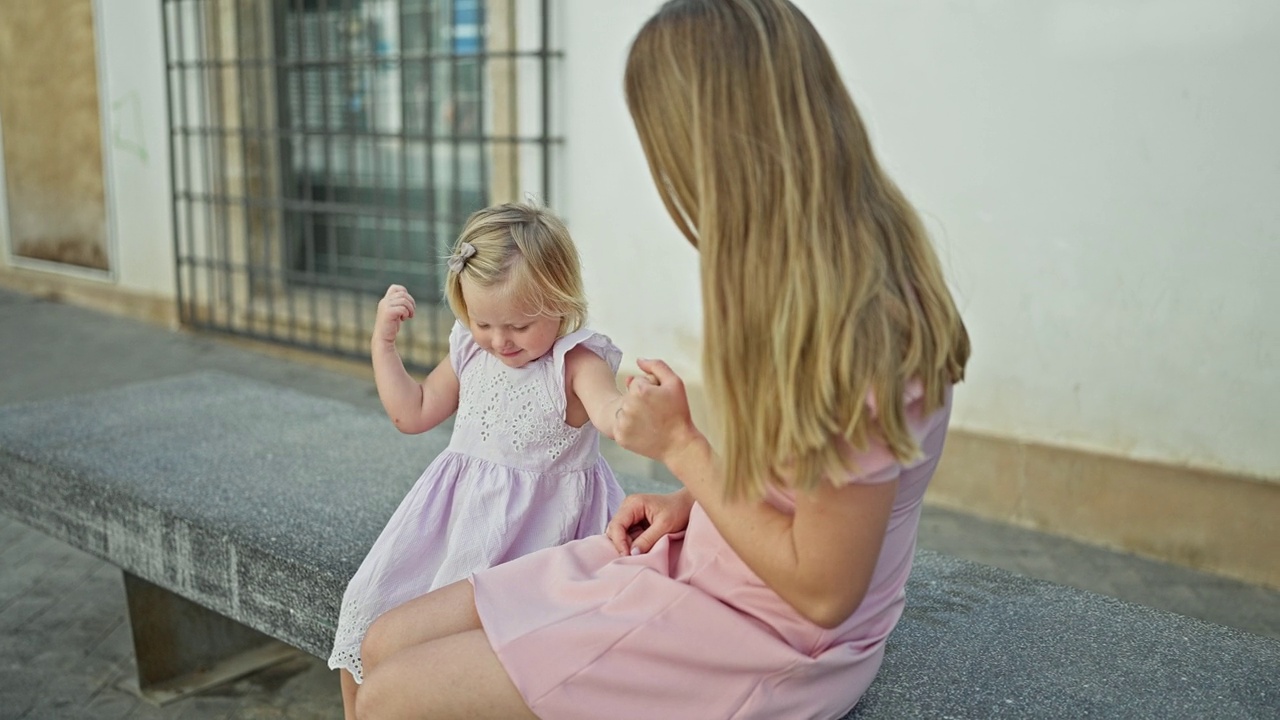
[854,553,1278,718]
[0,371,1276,719]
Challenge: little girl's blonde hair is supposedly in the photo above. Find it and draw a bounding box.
[625,0,970,499]
[444,202,588,336]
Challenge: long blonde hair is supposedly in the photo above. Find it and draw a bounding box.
[625,0,970,498]
[444,202,588,336]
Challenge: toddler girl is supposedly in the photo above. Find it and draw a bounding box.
[327,201,626,715]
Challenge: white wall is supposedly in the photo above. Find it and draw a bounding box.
[558,0,703,380]
[558,0,1280,481]
[97,0,174,297]
[85,0,1278,480]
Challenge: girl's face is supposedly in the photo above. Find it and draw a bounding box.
[461,276,561,368]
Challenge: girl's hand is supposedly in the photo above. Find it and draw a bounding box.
[615,358,700,464]
[373,285,415,346]
[605,490,695,556]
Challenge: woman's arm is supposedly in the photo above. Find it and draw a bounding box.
[616,359,896,629]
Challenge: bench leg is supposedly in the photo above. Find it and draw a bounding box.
[122,572,300,706]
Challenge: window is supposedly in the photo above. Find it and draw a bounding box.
[165,0,557,368]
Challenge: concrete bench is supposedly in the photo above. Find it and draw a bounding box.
[0,372,1276,717]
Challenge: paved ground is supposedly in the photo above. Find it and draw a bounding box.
[2,287,1278,718]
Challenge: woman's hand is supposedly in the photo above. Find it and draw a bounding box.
[615,358,701,465]
[605,489,695,556]
[373,284,415,347]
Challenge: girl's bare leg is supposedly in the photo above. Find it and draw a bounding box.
[360,579,483,676]
[356,630,536,720]
[340,669,358,720]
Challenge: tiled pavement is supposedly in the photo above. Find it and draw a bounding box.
[2,288,1277,718]
[0,513,343,719]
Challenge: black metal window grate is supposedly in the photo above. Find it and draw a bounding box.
[163,0,559,369]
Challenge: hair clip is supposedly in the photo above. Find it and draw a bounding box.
[448,242,477,274]
[523,191,544,208]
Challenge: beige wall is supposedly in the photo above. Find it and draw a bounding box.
[930,429,1280,590]
[0,0,110,272]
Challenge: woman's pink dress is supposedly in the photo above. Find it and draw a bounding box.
[471,385,953,720]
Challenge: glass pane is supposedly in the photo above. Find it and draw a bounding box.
[278,0,488,297]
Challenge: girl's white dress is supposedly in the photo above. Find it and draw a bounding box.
[327,322,625,682]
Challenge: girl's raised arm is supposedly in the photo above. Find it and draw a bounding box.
[371,284,460,434]
[372,350,460,435]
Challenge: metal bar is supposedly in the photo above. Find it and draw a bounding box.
[258,0,282,341]
[171,123,558,144]
[369,2,387,318]
[256,0,293,344]
[540,0,551,205]
[176,189,483,231]
[289,0,319,347]
[164,1,189,325]
[189,324,438,373]
[423,0,439,349]
[166,47,559,71]
[185,2,200,327]
[477,1,489,209]
[211,1,239,331]
[319,0,341,352]
[505,0,518,201]
[396,1,415,365]
[194,1,219,329]
[182,255,378,292]
[340,0,362,354]
[449,0,461,288]
[233,0,257,337]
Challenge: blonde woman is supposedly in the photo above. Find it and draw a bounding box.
[330,202,626,718]
[354,1,970,718]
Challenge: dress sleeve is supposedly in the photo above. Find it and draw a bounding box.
[550,328,623,415]
[449,321,483,374]
[835,380,945,486]
[836,435,903,486]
